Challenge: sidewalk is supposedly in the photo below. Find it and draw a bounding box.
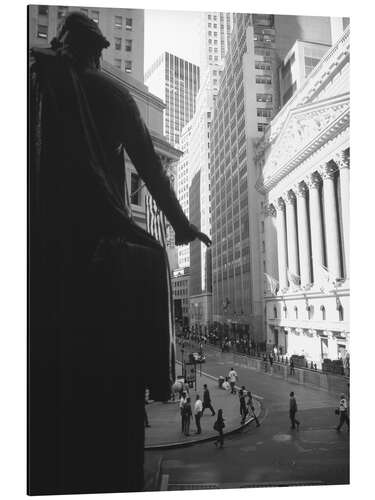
[144,367,262,449]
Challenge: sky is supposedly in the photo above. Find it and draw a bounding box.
[144,9,202,72]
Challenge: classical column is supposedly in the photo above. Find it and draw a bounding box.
[295,181,312,287]
[285,190,300,279]
[335,149,350,279]
[306,172,325,285]
[320,162,342,279]
[275,198,288,292]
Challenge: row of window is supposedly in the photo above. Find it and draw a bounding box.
[273,305,344,321]
[256,76,272,85]
[114,59,132,73]
[114,38,132,52]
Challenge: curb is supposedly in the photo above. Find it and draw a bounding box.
[145,369,263,450]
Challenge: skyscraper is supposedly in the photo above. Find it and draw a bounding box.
[28,5,145,82]
[210,13,332,343]
[145,52,200,148]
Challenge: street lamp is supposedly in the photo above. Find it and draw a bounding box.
[181,347,185,378]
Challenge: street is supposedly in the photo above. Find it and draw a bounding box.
[146,344,349,489]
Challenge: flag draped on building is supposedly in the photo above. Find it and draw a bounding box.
[316,262,337,293]
[287,269,301,287]
[145,193,167,248]
[264,273,278,295]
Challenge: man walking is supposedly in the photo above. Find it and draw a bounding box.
[228,367,238,394]
[179,391,187,433]
[194,394,203,434]
[289,391,300,430]
[202,384,215,416]
[336,393,349,432]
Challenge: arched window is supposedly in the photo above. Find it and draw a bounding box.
[320,305,326,320]
[273,306,277,319]
[283,305,287,319]
[307,305,313,320]
[338,305,344,321]
[294,306,298,319]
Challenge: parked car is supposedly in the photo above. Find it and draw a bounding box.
[190,352,206,363]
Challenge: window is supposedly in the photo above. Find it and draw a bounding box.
[320,305,326,320]
[208,31,212,36]
[125,60,132,73]
[304,56,321,77]
[115,16,123,29]
[257,108,272,118]
[273,307,277,319]
[255,61,271,71]
[114,37,122,50]
[38,6,48,16]
[256,76,272,85]
[125,39,132,52]
[283,306,288,319]
[91,10,99,24]
[294,306,298,319]
[257,123,268,132]
[256,93,273,103]
[57,7,68,20]
[37,24,48,39]
[338,305,344,321]
[114,58,121,69]
[126,18,133,30]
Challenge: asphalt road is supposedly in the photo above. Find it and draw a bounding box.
[145,344,349,490]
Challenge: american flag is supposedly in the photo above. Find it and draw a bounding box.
[145,193,167,248]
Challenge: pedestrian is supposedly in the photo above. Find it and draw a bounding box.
[179,391,187,432]
[213,409,225,448]
[222,377,230,391]
[202,384,216,416]
[273,345,278,359]
[239,390,248,424]
[336,393,349,432]
[247,391,260,427]
[228,367,238,394]
[289,391,300,430]
[241,385,248,397]
[263,354,268,372]
[194,394,203,434]
[269,353,273,367]
[290,359,295,375]
[182,397,193,436]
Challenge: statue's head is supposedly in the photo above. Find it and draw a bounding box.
[50,11,110,69]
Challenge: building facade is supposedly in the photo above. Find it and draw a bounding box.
[144,52,200,148]
[28,5,144,82]
[172,268,191,329]
[255,25,350,367]
[176,122,193,269]
[210,13,333,343]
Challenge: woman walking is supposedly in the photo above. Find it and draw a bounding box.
[213,409,225,448]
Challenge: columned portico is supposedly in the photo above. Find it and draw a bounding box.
[335,150,350,279]
[306,172,325,283]
[320,162,342,279]
[276,198,288,292]
[285,190,300,279]
[295,181,312,287]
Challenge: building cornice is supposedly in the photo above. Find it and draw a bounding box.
[255,93,349,193]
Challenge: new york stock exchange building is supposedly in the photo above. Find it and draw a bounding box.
[255,25,349,371]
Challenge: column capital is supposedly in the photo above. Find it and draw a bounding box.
[319,162,336,180]
[284,189,296,205]
[265,203,276,217]
[294,181,308,198]
[305,171,322,190]
[334,149,350,170]
[276,197,285,212]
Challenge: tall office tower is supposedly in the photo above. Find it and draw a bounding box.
[210,13,332,343]
[145,53,200,148]
[199,11,234,76]
[28,5,144,82]
[176,122,193,269]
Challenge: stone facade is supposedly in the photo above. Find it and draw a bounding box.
[255,25,350,368]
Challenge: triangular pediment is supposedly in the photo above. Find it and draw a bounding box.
[262,93,350,183]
